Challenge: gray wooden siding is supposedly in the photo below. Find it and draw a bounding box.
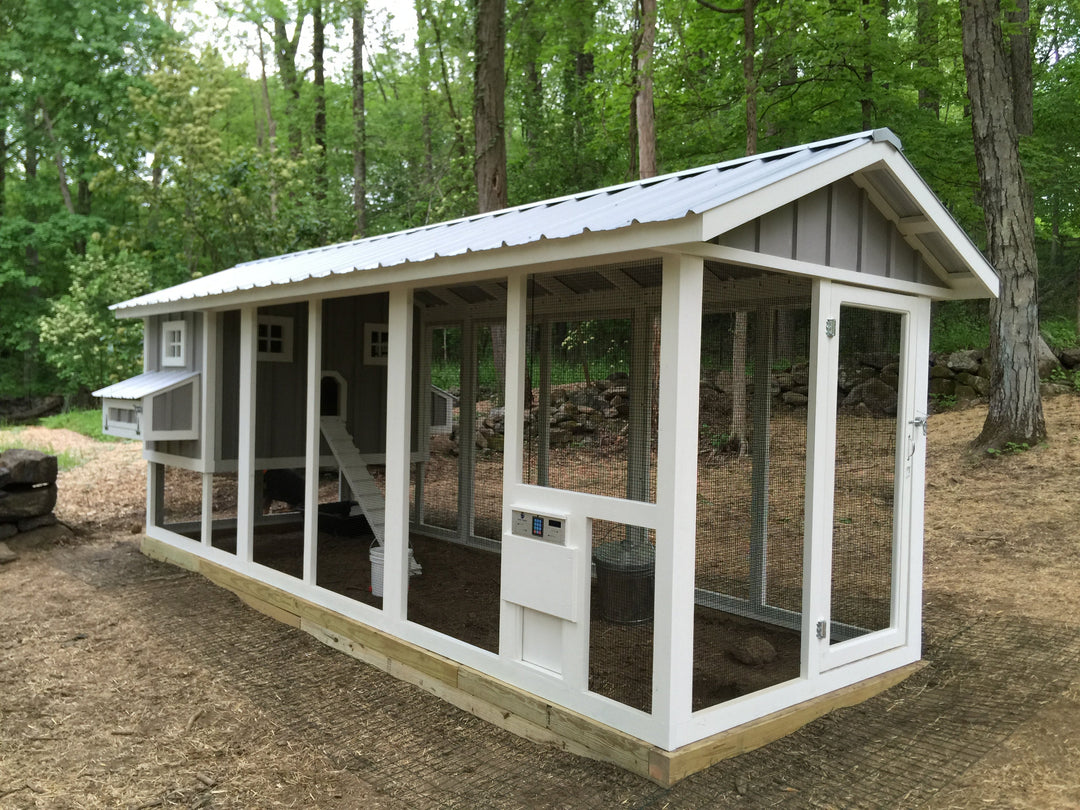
[720,178,946,288]
[217,294,421,464]
[146,312,202,458]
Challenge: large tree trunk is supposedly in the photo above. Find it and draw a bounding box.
[272,13,304,159]
[313,1,327,206]
[473,0,507,213]
[352,1,367,237]
[635,0,657,178]
[960,0,1045,450]
[256,26,279,218]
[916,0,940,117]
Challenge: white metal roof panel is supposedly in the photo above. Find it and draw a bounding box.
[92,369,200,400]
[111,128,994,312]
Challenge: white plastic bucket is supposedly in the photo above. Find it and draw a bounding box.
[370,545,384,597]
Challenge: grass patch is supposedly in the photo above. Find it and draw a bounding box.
[0,428,88,470]
[38,409,116,442]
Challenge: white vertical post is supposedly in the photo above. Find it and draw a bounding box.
[906,297,931,655]
[384,287,414,624]
[801,280,836,678]
[303,299,323,585]
[236,306,258,563]
[654,253,703,746]
[500,273,528,657]
[748,308,774,607]
[458,319,477,540]
[414,320,432,528]
[201,312,218,546]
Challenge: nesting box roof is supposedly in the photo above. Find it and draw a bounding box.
[112,129,997,316]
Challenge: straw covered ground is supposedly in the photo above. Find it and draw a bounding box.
[0,396,1079,807]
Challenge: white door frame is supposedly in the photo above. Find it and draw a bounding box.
[810,282,930,673]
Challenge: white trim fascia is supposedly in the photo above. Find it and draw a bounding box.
[676,243,978,300]
[879,150,999,297]
[110,221,702,319]
[700,142,895,244]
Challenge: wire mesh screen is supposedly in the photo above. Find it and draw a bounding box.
[830,305,901,642]
[693,267,811,711]
[158,464,202,540]
[522,263,660,504]
[420,325,461,533]
[472,323,505,541]
[589,519,655,713]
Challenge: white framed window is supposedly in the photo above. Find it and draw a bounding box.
[161,320,186,367]
[257,315,294,362]
[364,323,389,366]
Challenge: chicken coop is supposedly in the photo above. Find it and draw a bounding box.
[94,130,997,784]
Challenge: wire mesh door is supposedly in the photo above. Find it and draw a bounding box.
[818,286,928,672]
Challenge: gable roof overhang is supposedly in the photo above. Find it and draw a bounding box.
[111,129,998,319]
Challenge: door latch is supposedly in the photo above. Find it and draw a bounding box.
[825,318,836,338]
[816,619,828,640]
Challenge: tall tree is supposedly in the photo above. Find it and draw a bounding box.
[271,6,305,158]
[960,0,1045,449]
[474,0,507,212]
[313,0,328,205]
[352,0,367,236]
[635,0,658,178]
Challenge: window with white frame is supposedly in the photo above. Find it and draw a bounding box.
[257,315,294,362]
[364,323,389,365]
[161,320,186,367]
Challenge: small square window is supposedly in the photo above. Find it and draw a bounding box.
[161,320,186,367]
[364,323,389,366]
[257,315,294,362]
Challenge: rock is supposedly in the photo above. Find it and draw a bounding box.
[18,513,57,532]
[857,352,896,370]
[1041,381,1072,398]
[486,434,504,452]
[604,385,629,399]
[613,402,630,418]
[791,366,810,387]
[929,363,956,379]
[487,406,505,423]
[0,449,58,487]
[0,541,16,565]
[607,371,629,383]
[0,484,57,521]
[0,522,16,540]
[880,371,900,390]
[730,634,777,666]
[549,427,572,447]
[567,390,593,408]
[559,401,579,416]
[944,350,981,374]
[475,432,489,450]
[594,379,609,392]
[955,372,989,397]
[953,384,977,401]
[773,372,795,390]
[1038,338,1063,379]
[842,378,897,415]
[6,522,72,551]
[1059,347,1080,369]
[880,362,900,378]
[852,401,873,418]
[551,388,568,403]
[928,377,956,397]
[781,391,809,406]
[603,408,621,419]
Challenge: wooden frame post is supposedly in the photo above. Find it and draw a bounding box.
[236,306,258,564]
[384,287,414,623]
[303,299,323,585]
[654,253,703,747]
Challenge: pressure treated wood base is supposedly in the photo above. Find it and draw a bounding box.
[142,535,923,786]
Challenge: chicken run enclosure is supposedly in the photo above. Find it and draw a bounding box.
[95,131,997,784]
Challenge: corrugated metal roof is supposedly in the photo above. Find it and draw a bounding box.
[113,131,897,313]
[92,369,199,400]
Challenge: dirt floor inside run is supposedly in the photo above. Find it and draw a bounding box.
[1,397,1080,807]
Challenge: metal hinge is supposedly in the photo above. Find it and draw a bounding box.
[816,619,828,640]
[825,318,836,338]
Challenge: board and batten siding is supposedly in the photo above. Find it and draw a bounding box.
[146,311,203,459]
[720,179,946,288]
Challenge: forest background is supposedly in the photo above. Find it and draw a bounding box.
[0,0,1077,399]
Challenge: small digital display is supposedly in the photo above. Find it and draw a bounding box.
[532,516,544,537]
[549,519,562,529]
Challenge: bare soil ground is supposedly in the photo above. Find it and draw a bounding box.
[1,397,1079,808]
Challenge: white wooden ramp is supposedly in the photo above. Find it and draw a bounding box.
[319,416,386,545]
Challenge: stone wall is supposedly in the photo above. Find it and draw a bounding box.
[0,449,72,565]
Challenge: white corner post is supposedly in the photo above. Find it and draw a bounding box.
[499,272,528,656]
[384,287,414,624]
[801,280,835,679]
[654,253,703,746]
[236,305,258,563]
[303,298,323,585]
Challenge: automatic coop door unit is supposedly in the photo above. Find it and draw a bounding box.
[512,510,565,544]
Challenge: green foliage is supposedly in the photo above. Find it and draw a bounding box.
[1040,317,1079,350]
[38,240,150,394]
[985,441,1033,458]
[929,392,958,410]
[930,303,991,353]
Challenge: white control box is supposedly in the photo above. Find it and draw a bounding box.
[511,510,566,545]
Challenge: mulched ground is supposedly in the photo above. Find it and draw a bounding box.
[3,537,1079,808]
